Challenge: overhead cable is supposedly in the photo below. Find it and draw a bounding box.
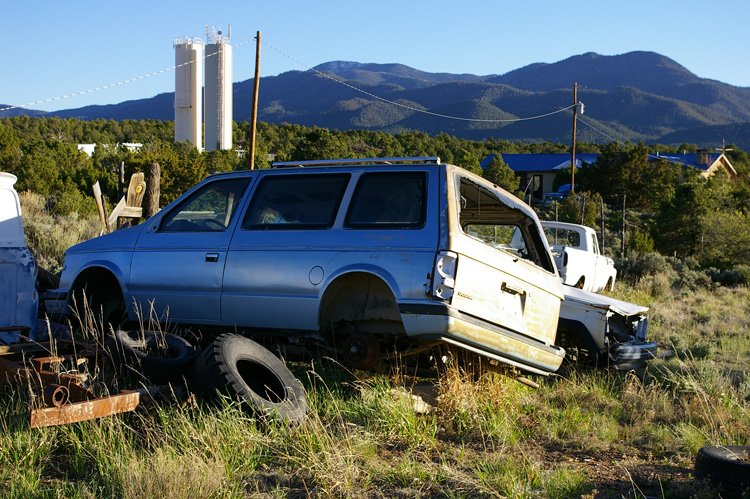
[262,40,576,123]
[3,36,575,125]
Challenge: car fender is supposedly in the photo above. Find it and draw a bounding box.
[321,263,403,301]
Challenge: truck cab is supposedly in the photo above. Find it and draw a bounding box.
[0,172,38,344]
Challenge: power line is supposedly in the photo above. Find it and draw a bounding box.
[0,37,256,114]
[262,40,577,123]
[1,36,577,125]
[577,116,623,144]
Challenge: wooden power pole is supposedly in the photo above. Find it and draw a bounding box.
[570,82,581,193]
[248,31,261,170]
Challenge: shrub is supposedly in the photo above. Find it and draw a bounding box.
[19,191,100,273]
[628,229,655,254]
[706,265,750,287]
[619,252,676,283]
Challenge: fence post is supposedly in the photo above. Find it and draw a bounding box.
[144,163,161,219]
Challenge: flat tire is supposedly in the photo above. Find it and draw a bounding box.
[695,445,750,495]
[108,329,197,384]
[189,333,308,424]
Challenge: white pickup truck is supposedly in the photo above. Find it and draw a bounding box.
[541,221,616,292]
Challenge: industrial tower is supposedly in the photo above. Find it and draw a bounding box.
[204,26,233,151]
[173,25,233,151]
[173,37,203,148]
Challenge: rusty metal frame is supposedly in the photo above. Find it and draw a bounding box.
[0,339,142,428]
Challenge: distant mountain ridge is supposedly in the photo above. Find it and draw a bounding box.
[3,51,749,149]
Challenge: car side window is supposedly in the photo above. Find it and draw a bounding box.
[590,233,600,255]
[160,178,250,232]
[242,173,350,230]
[345,171,426,229]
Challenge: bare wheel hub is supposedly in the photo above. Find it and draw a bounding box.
[342,333,380,370]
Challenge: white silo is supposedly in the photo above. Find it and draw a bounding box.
[204,25,233,151]
[174,37,203,149]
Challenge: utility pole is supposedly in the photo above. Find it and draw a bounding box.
[570,82,582,193]
[621,194,626,260]
[600,197,605,253]
[248,31,261,170]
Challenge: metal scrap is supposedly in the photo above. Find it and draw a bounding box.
[0,339,143,428]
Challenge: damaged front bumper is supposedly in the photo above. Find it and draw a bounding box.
[558,287,658,370]
[608,339,658,370]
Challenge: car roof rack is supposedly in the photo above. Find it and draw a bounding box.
[271,157,442,168]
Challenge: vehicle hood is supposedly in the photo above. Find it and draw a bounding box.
[562,287,648,316]
[66,224,144,254]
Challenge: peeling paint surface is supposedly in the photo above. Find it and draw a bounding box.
[1,172,38,343]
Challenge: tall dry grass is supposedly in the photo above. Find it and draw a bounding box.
[2,202,749,498]
[19,191,100,274]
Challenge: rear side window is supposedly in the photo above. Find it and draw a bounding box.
[345,171,426,229]
[242,173,350,230]
[544,227,581,248]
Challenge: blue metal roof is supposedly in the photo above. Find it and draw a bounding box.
[647,152,720,172]
[480,154,601,173]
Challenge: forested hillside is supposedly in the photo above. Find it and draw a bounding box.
[4,51,749,149]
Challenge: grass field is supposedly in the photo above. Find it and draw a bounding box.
[1,194,748,498]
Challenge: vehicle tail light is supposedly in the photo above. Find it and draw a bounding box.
[432,251,457,301]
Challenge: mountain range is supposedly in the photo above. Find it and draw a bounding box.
[3,51,750,150]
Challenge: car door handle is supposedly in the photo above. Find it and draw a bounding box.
[501,282,526,296]
[205,253,220,262]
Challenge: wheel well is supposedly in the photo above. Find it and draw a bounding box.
[318,272,403,333]
[70,267,125,318]
[557,318,602,365]
[574,275,585,288]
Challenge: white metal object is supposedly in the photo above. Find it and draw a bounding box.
[204,26,233,151]
[0,172,38,343]
[174,37,203,149]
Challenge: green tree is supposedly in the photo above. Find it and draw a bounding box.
[556,191,601,227]
[579,142,679,211]
[482,154,520,194]
[290,128,348,161]
[454,149,482,175]
[653,172,712,258]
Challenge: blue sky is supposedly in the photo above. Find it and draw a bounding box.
[3,0,748,112]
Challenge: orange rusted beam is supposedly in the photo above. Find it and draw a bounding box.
[30,390,140,428]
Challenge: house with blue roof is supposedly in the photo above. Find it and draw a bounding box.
[481,151,736,201]
[648,151,737,179]
[480,153,600,201]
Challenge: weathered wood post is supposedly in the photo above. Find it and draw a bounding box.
[144,162,161,219]
[118,161,125,199]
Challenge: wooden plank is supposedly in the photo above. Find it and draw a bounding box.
[126,172,146,207]
[107,196,128,228]
[120,206,143,218]
[92,181,107,234]
[30,391,141,428]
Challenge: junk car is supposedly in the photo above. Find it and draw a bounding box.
[47,157,567,375]
[0,172,38,344]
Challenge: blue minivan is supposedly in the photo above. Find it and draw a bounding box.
[47,158,566,375]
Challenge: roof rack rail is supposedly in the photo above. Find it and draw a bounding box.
[271,156,442,168]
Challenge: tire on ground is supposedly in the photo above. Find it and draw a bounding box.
[695,445,750,494]
[108,329,197,384]
[189,333,308,424]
